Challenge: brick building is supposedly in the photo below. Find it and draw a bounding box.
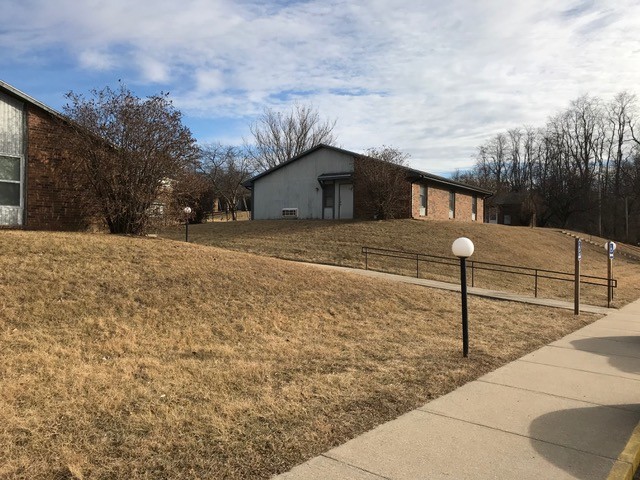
[0,81,87,230]
[244,144,492,221]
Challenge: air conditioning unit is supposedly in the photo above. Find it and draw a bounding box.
[281,208,298,219]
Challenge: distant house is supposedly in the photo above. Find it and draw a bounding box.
[0,80,87,230]
[243,144,492,221]
[485,191,532,226]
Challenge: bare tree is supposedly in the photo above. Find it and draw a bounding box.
[200,144,253,220]
[464,91,640,239]
[246,103,337,171]
[354,146,411,220]
[62,84,198,235]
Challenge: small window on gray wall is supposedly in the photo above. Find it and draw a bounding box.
[323,184,334,208]
[0,156,20,182]
[0,155,21,207]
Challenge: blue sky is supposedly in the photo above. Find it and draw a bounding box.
[2,0,639,175]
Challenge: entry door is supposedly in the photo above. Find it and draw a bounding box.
[338,183,353,219]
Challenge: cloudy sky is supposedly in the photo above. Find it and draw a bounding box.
[2,0,639,174]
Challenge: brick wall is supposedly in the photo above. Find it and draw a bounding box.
[25,106,90,230]
[411,182,484,223]
[427,184,451,220]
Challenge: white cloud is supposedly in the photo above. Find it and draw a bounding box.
[2,0,640,172]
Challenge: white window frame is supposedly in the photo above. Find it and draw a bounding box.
[449,191,455,219]
[0,154,23,208]
[419,185,427,216]
[472,195,477,221]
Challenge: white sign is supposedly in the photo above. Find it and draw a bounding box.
[577,239,582,261]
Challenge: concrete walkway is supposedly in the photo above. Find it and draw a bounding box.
[310,263,613,314]
[275,299,640,480]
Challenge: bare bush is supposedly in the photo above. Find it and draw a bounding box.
[62,84,198,234]
[355,146,411,220]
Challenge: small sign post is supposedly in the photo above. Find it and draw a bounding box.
[605,241,616,308]
[574,238,581,315]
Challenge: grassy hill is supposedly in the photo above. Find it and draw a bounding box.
[160,219,640,307]
[0,230,599,479]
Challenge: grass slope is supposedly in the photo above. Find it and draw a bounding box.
[1,231,598,478]
[161,219,640,307]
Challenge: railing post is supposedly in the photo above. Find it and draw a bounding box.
[416,255,419,278]
[471,261,475,287]
[365,248,368,270]
[534,269,538,298]
[574,238,581,315]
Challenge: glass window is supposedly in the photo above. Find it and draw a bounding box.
[0,156,20,181]
[323,184,334,208]
[0,155,21,207]
[449,192,455,219]
[472,196,477,221]
[0,182,20,206]
[419,185,427,215]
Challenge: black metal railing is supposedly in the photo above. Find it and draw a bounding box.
[362,246,616,299]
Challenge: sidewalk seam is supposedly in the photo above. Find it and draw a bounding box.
[507,359,640,383]
[565,332,640,346]
[476,378,640,412]
[518,357,640,382]
[543,343,640,362]
[319,454,392,480]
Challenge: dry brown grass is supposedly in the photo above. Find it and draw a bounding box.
[1,230,600,479]
[160,219,640,307]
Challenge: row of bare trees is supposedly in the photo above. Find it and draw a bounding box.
[456,92,640,242]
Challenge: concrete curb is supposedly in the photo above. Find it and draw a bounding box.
[608,420,640,480]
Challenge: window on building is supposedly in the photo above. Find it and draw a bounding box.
[322,184,334,209]
[472,196,477,221]
[0,155,21,207]
[449,191,455,219]
[419,185,427,216]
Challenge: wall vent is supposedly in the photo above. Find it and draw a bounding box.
[281,208,298,219]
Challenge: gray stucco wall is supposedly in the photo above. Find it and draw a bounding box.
[0,91,25,226]
[252,148,354,220]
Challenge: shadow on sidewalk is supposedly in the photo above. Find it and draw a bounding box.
[529,405,640,479]
[570,336,640,375]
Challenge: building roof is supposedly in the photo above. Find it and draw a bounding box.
[490,191,528,205]
[243,144,493,196]
[0,80,65,119]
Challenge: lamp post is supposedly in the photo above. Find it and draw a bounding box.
[452,237,475,358]
[183,206,192,242]
[604,241,616,308]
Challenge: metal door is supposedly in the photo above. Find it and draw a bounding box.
[338,183,353,219]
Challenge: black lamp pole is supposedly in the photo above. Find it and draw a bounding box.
[183,207,192,242]
[459,256,469,358]
[452,237,474,358]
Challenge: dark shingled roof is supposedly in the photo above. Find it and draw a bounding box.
[243,144,493,196]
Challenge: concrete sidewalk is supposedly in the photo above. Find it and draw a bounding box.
[311,263,612,314]
[275,299,640,480]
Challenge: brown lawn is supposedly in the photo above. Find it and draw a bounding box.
[0,230,603,479]
[159,218,640,308]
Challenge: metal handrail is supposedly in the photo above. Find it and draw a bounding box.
[361,246,617,298]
